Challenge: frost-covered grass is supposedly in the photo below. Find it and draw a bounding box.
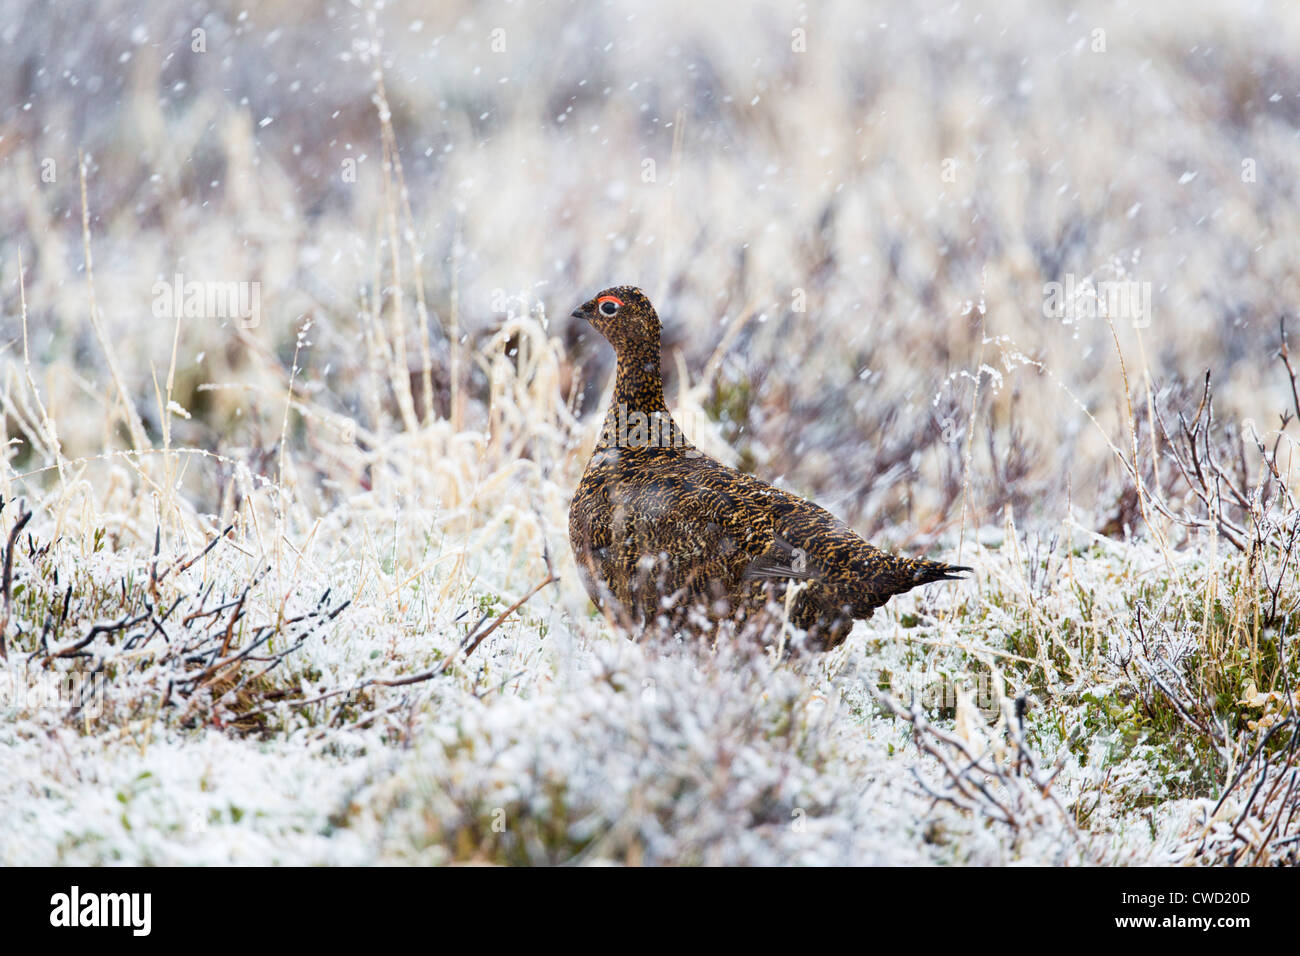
[2,465,1295,865]
[1,0,1299,865]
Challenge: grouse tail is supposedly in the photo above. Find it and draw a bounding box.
[913,559,971,584]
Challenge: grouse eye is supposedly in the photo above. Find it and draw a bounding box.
[599,299,620,316]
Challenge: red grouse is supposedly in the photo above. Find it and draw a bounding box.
[568,286,968,650]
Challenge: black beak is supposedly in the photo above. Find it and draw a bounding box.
[571,308,587,320]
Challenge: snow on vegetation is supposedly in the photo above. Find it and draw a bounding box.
[1,0,1298,865]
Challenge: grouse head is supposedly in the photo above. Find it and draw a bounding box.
[571,286,661,353]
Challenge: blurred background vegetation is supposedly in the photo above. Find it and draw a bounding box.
[3,0,1297,548]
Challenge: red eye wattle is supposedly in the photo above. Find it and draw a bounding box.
[597,296,624,308]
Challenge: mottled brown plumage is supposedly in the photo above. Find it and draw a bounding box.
[568,286,968,650]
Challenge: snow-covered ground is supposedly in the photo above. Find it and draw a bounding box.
[0,437,1290,865]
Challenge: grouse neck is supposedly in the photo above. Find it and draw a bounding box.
[611,339,669,415]
[596,339,691,454]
